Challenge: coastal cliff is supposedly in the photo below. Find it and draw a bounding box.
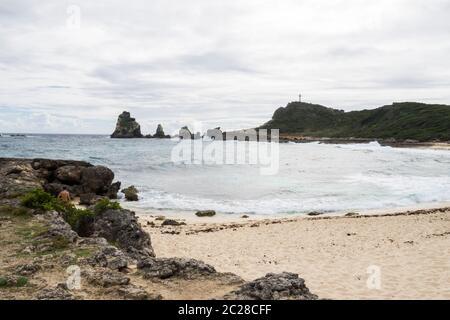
[0,158,317,300]
[260,102,450,142]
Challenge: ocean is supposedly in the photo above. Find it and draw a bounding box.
[1,134,449,216]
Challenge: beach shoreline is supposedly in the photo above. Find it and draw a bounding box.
[139,205,450,299]
[130,200,450,223]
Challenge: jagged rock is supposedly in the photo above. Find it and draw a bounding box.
[77,237,108,246]
[14,263,41,276]
[152,124,170,139]
[32,159,91,171]
[38,211,78,243]
[225,272,318,300]
[116,284,161,300]
[55,165,82,185]
[80,166,114,195]
[35,285,75,300]
[161,219,186,226]
[79,193,97,205]
[111,111,143,138]
[195,210,216,217]
[86,245,129,271]
[121,186,139,201]
[0,158,119,200]
[84,269,130,287]
[138,257,216,279]
[107,181,121,199]
[84,208,155,260]
[0,159,42,199]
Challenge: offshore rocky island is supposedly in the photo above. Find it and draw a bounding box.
[0,157,318,300]
[111,111,171,139]
[109,101,450,145]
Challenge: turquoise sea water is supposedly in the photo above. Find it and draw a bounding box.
[1,134,450,216]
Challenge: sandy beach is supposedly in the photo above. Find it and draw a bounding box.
[139,207,450,300]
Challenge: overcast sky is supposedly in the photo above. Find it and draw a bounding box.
[1,0,449,134]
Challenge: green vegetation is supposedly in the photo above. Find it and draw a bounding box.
[16,277,28,287]
[0,276,28,288]
[20,189,121,233]
[62,207,94,231]
[74,248,94,258]
[0,205,31,219]
[260,102,450,141]
[50,235,71,250]
[21,188,94,232]
[21,189,65,212]
[16,224,49,240]
[93,198,121,214]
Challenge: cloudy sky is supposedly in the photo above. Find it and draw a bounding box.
[1,0,449,134]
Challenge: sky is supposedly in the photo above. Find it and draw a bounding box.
[0,0,450,134]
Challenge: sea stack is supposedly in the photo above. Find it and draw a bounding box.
[153,124,170,139]
[111,111,143,138]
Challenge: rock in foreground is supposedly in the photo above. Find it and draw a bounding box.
[0,158,120,199]
[225,272,318,300]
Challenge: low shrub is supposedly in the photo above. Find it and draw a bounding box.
[62,206,94,232]
[0,276,28,288]
[21,189,95,233]
[93,198,121,214]
[21,188,64,212]
[16,277,28,287]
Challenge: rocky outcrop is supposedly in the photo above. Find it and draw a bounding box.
[1,157,321,301]
[121,186,139,201]
[35,285,76,300]
[0,158,120,199]
[117,284,161,300]
[86,245,130,271]
[150,124,171,139]
[225,272,318,300]
[80,208,155,261]
[111,111,143,138]
[0,159,42,199]
[84,268,130,287]
[137,257,217,279]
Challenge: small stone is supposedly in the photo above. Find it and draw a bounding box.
[195,210,216,217]
[161,219,186,226]
[307,211,323,216]
[345,212,360,217]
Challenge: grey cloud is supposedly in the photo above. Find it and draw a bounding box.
[0,0,450,134]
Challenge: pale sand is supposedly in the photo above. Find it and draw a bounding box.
[139,208,450,300]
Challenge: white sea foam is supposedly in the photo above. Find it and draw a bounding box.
[1,136,449,215]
